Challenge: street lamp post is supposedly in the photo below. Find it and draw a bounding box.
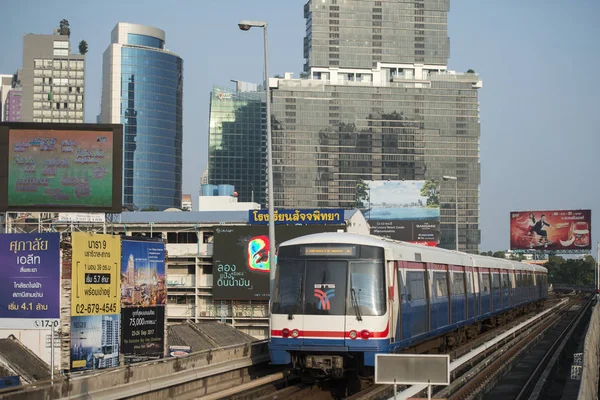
[238,20,276,290]
[442,176,458,251]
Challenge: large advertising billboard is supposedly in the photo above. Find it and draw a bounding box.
[120,239,166,363]
[0,122,123,212]
[362,180,440,245]
[0,233,60,329]
[70,232,121,371]
[213,225,344,300]
[510,210,592,252]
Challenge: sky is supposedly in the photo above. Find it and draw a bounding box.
[1,0,599,255]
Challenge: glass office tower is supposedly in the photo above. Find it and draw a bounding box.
[208,83,266,207]
[101,23,183,210]
[271,0,482,252]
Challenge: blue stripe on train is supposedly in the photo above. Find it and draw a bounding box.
[269,337,389,366]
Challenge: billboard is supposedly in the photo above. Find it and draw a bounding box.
[71,232,121,371]
[510,210,592,252]
[0,233,60,329]
[0,122,123,212]
[213,225,344,300]
[362,180,440,244]
[120,239,166,362]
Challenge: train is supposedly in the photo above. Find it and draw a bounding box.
[268,232,548,380]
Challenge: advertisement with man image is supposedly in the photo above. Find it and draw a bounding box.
[510,209,592,251]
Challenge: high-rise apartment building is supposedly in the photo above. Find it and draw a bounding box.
[303,0,449,70]
[101,23,184,211]
[270,0,482,252]
[208,83,266,207]
[0,74,13,121]
[21,33,85,123]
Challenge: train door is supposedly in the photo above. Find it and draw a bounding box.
[491,269,501,312]
[429,264,449,331]
[303,259,348,347]
[501,271,510,310]
[472,268,480,318]
[466,266,476,320]
[450,266,466,324]
[480,269,491,315]
[345,259,386,346]
[399,262,428,340]
[513,271,520,305]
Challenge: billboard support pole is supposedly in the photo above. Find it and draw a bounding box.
[597,241,599,299]
[50,325,54,381]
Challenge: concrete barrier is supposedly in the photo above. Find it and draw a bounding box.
[0,340,269,400]
[577,301,600,400]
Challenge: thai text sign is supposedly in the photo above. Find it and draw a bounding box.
[510,210,592,251]
[71,232,121,316]
[213,225,343,300]
[249,209,344,225]
[0,233,60,327]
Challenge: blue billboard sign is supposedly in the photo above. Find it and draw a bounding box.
[249,209,345,225]
[0,233,60,328]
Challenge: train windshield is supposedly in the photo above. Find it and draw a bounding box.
[272,251,386,317]
[348,261,386,316]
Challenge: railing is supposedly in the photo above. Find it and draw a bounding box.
[0,340,269,400]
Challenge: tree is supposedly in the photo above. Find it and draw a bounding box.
[59,19,70,37]
[466,69,475,73]
[492,251,505,259]
[419,179,439,208]
[355,179,369,209]
[78,40,88,55]
[546,255,595,286]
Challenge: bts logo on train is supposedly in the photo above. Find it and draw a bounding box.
[314,284,335,311]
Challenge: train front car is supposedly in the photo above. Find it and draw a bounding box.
[269,233,390,379]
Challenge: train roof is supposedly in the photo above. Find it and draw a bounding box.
[279,232,471,266]
[279,232,547,273]
[470,254,515,270]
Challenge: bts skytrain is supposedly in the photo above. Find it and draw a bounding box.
[269,232,548,379]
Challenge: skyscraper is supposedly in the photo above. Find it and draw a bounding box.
[100,23,183,211]
[0,74,13,121]
[20,33,85,123]
[208,83,266,207]
[271,0,482,252]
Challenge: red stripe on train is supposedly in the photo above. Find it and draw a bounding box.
[271,323,389,338]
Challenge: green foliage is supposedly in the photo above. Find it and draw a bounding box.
[78,40,88,55]
[492,251,505,258]
[419,179,439,208]
[467,69,475,73]
[59,19,70,37]
[355,179,369,209]
[546,255,596,286]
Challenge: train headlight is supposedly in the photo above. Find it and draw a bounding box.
[360,330,371,340]
[349,330,358,340]
[291,329,300,338]
[281,328,290,338]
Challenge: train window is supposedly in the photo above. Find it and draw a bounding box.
[466,272,473,293]
[304,260,347,316]
[481,273,490,293]
[452,272,465,295]
[347,261,386,316]
[407,271,426,301]
[433,271,448,297]
[491,273,500,291]
[502,273,509,289]
[272,261,304,314]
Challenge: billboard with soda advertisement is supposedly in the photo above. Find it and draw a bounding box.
[510,210,592,251]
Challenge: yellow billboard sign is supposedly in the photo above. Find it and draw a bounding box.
[71,232,121,316]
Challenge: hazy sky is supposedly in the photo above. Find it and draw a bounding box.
[1,1,598,254]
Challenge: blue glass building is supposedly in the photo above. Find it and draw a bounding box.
[101,23,183,210]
